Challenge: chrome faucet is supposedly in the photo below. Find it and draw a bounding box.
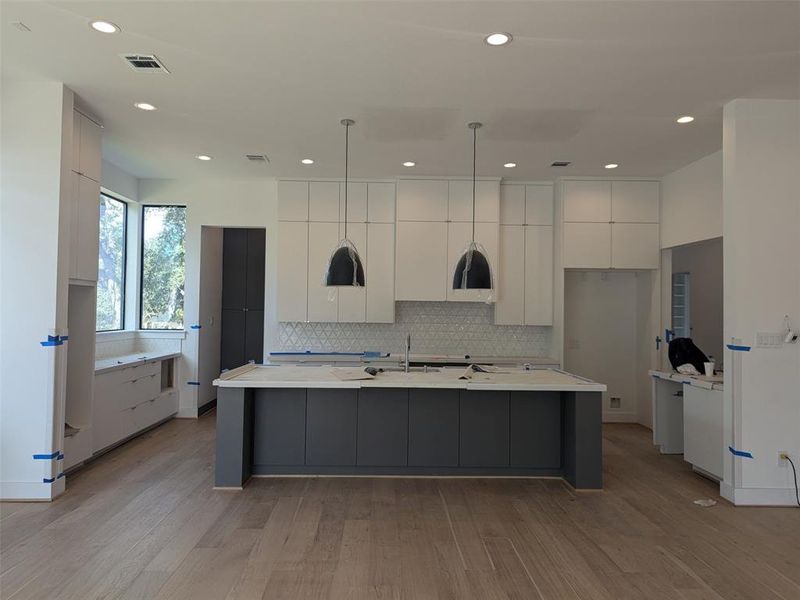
[404,333,411,373]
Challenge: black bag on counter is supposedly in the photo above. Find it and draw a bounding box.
[668,337,709,374]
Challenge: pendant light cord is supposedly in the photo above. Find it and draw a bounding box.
[344,121,349,240]
[472,125,477,242]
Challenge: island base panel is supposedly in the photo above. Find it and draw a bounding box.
[563,391,603,490]
[215,387,254,488]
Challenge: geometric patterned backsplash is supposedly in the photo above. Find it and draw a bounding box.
[276,301,553,357]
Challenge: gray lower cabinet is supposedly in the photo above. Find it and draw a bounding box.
[510,392,561,468]
[253,389,306,466]
[459,391,510,467]
[408,389,459,467]
[357,388,408,466]
[305,389,358,466]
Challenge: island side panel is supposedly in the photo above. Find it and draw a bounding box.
[562,391,603,489]
[215,387,254,488]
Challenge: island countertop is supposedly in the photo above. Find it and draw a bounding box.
[213,364,606,393]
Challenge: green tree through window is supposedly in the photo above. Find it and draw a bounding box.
[141,206,186,329]
[96,195,126,331]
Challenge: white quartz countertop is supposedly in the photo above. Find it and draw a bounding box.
[649,370,724,391]
[95,351,181,375]
[214,365,606,392]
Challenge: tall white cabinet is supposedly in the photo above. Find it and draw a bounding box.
[276,180,396,323]
[561,179,660,270]
[395,178,500,302]
[69,110,102,284]
[494,183,554,326]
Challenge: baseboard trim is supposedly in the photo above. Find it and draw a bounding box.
[719,482,799,506]
[198,398,217,416]
[0,478,65,502]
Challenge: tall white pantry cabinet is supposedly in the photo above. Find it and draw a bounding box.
[494,183,554,326]
[276,180,396,323]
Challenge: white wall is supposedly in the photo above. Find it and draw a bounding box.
[564,271,655,423]
[661,150,722,248]
[722,99,800,506]
[197,227,223,411]
[137,178,278,417]
[0,81,72,500]
[101,160,138,202]
[671,237,724,363]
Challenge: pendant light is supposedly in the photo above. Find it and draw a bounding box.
[452,122,493,291]
[324,118,365,287]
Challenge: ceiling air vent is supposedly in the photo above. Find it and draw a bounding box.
[551,161,571,167]
[245,154,270,163]
[120,54,170,73]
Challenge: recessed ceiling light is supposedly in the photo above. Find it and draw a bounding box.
[604,163,619,169]
[403,161,416,167]
[196,154,212,161]
[90,20,119,34]
[503,162,516,168]
[676,115,695,124]
[301,158,314,165]
[134,102,157,111]
[485,32,512,46]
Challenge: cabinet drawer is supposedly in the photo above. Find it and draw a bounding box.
[119,372,160,409]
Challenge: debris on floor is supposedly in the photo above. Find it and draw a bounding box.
[693,498,717,507]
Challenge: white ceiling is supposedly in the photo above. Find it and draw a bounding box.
[2,1,799,180]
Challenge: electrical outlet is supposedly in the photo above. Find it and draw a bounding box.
[610,397,621,409]
[778,451,790,466]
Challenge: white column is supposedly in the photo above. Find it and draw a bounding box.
[722,99,800,506]
[1,82,73,500]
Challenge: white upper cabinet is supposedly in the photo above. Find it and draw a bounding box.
[276,221,309,321]
[563,222,612,269]
[499,185,525,225]
[309,181,340,222]
[611,223,660,269]
[563,180,611,223]
[494,225,525,324]
[448,180,500,222]
[395,221,448,301]
[396,179,448,221]
[524,226,553,325]
[307,222,341,322]
[341,182,367,224]
[446,221,499,302]
[366,223,395,323]
[611,181,659,223]
[337,222,367,322]
[277,181,309,221]
[72,111,102,182]
[367,182,395,223]
[525,184,554,225]
[69,172,100,282]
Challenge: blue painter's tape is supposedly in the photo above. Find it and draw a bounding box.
[729,446,754,459]
[190,324,202,329]
[57,453,64,460]
[33,451,61,460]
[40,335,64,347]
[61,336,68,341]
[43,477,55,484]
[270,351,370,356]
[57,472,65,479]
[363,351,382,357]
[187,381,200,386]
[727,344,751,352]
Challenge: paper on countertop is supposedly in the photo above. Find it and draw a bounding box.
[458,364,510,380]
[331,367,375,381]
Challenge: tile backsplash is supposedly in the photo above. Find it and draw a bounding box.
[276,302,552,357]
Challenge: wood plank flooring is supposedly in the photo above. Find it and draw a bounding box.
[2,414,798,600]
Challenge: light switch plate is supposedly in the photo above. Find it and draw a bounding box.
[756,332,783,348]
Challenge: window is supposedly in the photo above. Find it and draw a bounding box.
[140,205,186,330]
[671,272,691,338]
[96,194,127,331]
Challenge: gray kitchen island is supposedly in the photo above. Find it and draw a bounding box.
[212,365,606,490]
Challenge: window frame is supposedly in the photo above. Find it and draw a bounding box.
[139,204,187,331]
[96,192,128,332]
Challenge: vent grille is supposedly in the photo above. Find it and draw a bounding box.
[120,54,170,73]
[245,154,270,163]
[551,161,571,167]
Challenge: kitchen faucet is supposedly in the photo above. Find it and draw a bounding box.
[404,333,411,373]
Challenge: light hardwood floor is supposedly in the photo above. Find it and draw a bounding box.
[2,414,799,600]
